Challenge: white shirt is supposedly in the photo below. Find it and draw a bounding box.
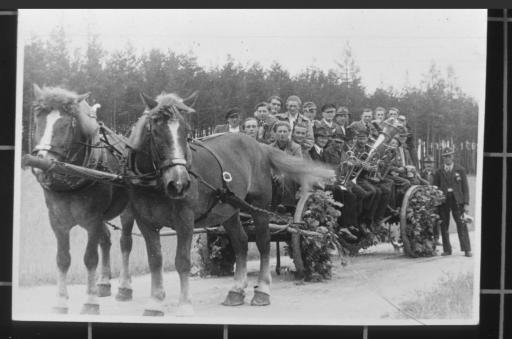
[322,119,333,128]
[313,144,323,155]
[444,163,453,173]
[228,125,240,133]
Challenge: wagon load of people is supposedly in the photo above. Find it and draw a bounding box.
[22,87,468,316]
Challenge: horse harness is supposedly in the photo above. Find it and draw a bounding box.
[31,104,114,192]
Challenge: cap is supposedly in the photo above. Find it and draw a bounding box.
[441,147,455,157]
[314,126,331,138]
[225,107,240,120]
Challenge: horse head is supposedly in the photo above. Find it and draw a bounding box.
[129,91,196,199]
[31,84,99,168]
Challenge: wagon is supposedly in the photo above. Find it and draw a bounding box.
[196,181,445,279]
[22,148,444,281]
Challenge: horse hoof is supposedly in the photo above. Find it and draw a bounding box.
[97,283,112,297]
[52,306,68,314]
[222,290,245,306]
[143,309,164,316]
[115,287,133,302]
[80,303,100,315]
[176,303,194,317]
[251,290,271,306]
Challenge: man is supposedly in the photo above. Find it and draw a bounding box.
[214,107,241,133]
[309,126,330,162]
[349,108,379,140]
[254,102,277,144]
[302,101,318,122]
[292,122,312,159]
[421,155,436,185]
[350,128,380,232]
[334,106,350,139]
[268,95,282,115]
[270,121,302,211]
[275,95,314,148]
[242,117,259,139]
[384,137,412,202]
[314,103,339,136]
[388,107,399,120]
[323,131,358,239]
[398,114,419,168]
[433,147,472,257]
[372,107,386,131]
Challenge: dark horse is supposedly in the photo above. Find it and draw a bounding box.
[29,85,130,314]
[125,92,334,316]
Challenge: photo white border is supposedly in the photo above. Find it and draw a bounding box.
[11,9,487,326]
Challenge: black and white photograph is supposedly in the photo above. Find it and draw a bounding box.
[13,9,486,325]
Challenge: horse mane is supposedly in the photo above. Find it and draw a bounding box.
[34,86,81,114]
[156,92,184,106]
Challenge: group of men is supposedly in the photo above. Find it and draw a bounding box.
[213,94,472,257]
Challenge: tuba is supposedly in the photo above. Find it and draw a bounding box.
[350,118,403,183]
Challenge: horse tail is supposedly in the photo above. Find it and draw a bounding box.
[262,144,335,189]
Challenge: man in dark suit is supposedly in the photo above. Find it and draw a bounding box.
[433,147,472,257]
[314,103,339,136]
[334,106,351,141]
[349,108,379,140]
[213,108,241,133]
[309,126,330,162]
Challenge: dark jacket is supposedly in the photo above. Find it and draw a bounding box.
[433,164,469,205]
[309,145,326,162]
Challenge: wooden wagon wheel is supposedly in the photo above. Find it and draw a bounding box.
[399,185,421,258]
[290,190,313,279]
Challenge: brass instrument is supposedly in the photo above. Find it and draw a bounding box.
[338,147,360,186]
[348,118,403,184]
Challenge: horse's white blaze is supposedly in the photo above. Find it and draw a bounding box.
[36,110,61,157]
[168,121,185,159]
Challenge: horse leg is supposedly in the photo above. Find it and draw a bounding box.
[251,211,272,306]
[221,211,248,306]
[97,223,112,297]
[175,214,195,316]
[116,208,135,301]
[138,220,166,316]
[51,225,71,314]
[80,221,102,315]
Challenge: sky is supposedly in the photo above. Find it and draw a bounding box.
[19,9,487,105]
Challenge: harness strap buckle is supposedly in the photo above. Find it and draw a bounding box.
[222,171,233,182]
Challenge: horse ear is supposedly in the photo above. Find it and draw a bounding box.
[33,84,43,99]
[182,90,199,108]
[140,92,158,111]
[76,92,90,102]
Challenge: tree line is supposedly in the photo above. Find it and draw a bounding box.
[22,27,479,153]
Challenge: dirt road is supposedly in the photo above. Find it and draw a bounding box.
[13,232,476,325]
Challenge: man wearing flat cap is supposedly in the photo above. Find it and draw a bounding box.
[214,107,242,133]
[334,106,352,143]
[434,147,472,257]
[314,103,340,137]
[309,126,330,162]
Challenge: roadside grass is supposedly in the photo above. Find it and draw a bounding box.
[397,271,473,320]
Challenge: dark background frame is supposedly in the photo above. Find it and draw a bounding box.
[0,9,510,339]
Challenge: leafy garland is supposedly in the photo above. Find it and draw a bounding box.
[405,186,445,257]
[287,190,347,282]
[195,230,236,277]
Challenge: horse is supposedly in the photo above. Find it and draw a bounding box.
[125,91,334,316]
[28,84,132,314]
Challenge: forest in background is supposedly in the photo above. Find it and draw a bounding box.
[21,27,479,153]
